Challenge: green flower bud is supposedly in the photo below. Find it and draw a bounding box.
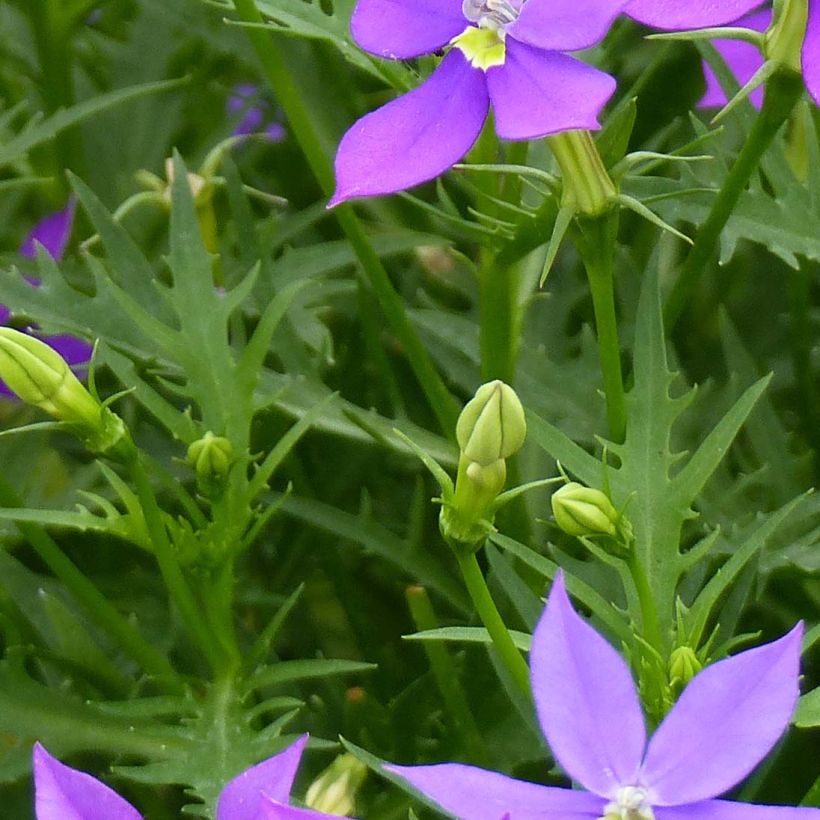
[551,482,618,538]
[669,646,702,692]
[766,0,808,73]
[0,329,100,426]
[305,754,367,817]
[186,432,233,496]
[456,380,526,466]
[0,329,132,459]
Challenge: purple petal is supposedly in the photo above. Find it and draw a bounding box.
[529,572,646,798]
[508,0,627,52]
[265,122,287,143]
[487,41,616,140]
[259,797,351,820]
[33,743,142,820]
[20,199,76,261]
[329,50,489,206]
[624,0,764,29]
[217,736,308,820]
[700,10,770,109]
[385,762,605,820]
[43,334,93,366]
[657,799,820,820]
[234,107,266,137]
[350,0,466,59]
[641,624,803,806]
[802,0,820,105]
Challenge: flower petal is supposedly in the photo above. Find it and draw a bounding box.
[385,762,605,820]
[259,798,346,820]
[802,0,820,106]
[20,200,76,261]
[624,0,764,29]
[641,624,803,806]
[529,572,646,798]
[487,41,616,140]
[508,0,627,52]
[350,0,466,59]
[700,10,770,109]
[43,335,93,366]
[217,736,308,820]
[330,50,489,206]
[33,743,142,820]
[657,799,820,820]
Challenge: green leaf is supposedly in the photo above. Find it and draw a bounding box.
[403,626,532,652]
[247,659,376,692]
[795,686,820,728]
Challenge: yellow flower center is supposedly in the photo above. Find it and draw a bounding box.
[451,26,506,71]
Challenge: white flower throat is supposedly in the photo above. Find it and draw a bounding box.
[600,786,655,820]
[462,0,522,31]
[454,0,523,70]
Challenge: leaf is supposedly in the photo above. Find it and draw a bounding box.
[795,686,820,729]
[246,659,376,693]
[403,626,532,652]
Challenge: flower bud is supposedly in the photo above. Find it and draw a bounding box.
[0,328,100,425]
[305,754,367,817]
[551,482,618,538]
[0,329,131,458]
[186,432,233,496]
[669,646,702,692]
[456,380,526,466]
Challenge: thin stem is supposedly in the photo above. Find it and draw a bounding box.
[0,475,182,690]
[456,552,530,696]
[406,585,491,767]
[574,211,627,443]
[627,552,664,654]
[127,452,225,673]
[664,69,804,329]
[479,248,517,384]
[230,0,459,435]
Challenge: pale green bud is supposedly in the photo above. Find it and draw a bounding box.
[551,482,618,538]
[456,380,526,466]
[669,646,702,692]
[766,0,808,73]
[305,754,367,817]
[186,432,233,496]
[0,329,100,426]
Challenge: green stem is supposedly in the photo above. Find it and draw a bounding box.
[664,69,804,329]
[127,452,225,673]
[574,211,627,443]
[627,552,664,654]
[456,552,530,696]
[406,585,491,767]
[479,248,517,384]
[0,475,181,690]
[230,0,459,435]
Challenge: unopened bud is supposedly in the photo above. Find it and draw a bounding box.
[0,329,131,458]
[305,754,367,817]
[669,646,702,692]
[456,380,526,466]
[551,482,618,538]
[187,432,233,496]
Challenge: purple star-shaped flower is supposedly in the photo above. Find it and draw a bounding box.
[34,735,342,820]
[329,0,628,206]
[625,0,820,106]
[388,571,818,820]
[700,9,771,109]
[1,200,92,398]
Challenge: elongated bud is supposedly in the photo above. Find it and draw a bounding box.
[551,482,618,537]
[187,432,233,497]
[456,380,526,466]
[305,754,367,817]
[669,646,702,693]
[0,328,130,458]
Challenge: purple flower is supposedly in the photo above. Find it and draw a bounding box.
[2,200,92,398]
[227,84,286,142]
[34,735,343,820]
[329,0,628,206]
[388,571,818,820]
[625,0,820,106]
[700,9,770,108]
